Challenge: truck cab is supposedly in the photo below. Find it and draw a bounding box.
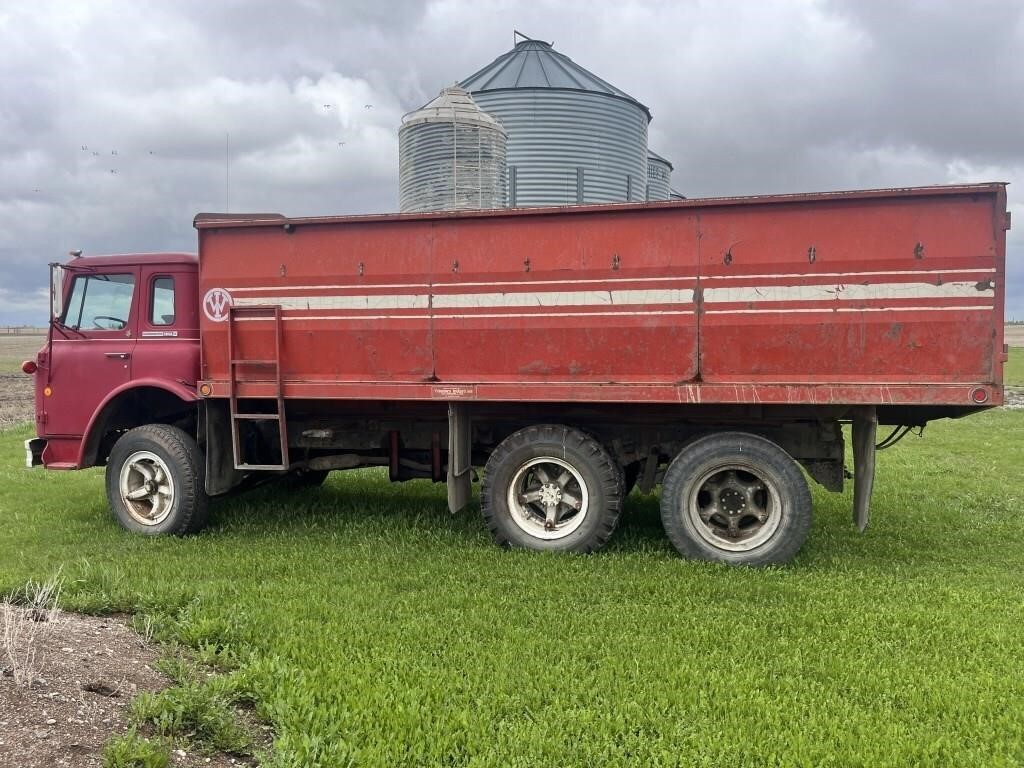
[26,253,201,470]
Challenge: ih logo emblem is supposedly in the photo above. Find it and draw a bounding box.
[203,288,233,322]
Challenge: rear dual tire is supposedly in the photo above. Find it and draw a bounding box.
[660,432,811,566]
[481,425,623,553]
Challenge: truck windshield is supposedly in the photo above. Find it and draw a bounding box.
[62,273,135,331]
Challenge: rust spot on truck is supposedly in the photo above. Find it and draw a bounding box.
[884,323,903,340]
[519,360,552,375]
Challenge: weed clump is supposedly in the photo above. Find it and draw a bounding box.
[131,659,252,754]
[1,572,63,686]
[103,730,170,768]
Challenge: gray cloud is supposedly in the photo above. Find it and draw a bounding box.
[1,0,1021,323]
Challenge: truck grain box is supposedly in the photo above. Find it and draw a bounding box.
[22,183,1010,565]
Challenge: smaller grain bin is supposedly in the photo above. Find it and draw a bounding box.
[399,87,508,213]
[646,149,673,201]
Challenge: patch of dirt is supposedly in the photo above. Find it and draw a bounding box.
[0,374,34,430]
[0,334,43,430]
[0,607,260,767]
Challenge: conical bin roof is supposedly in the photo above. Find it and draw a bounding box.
[460,37,651,119]
[403,86,506,132]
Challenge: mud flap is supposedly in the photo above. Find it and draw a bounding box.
[447,403,472,513]
[202,400,245,495]
[852,406,877,532]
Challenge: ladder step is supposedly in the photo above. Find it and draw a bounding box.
[227,303,288,471]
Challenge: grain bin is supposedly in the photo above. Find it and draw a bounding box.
[399,86,508,213]
[460,36,650,207]
[646,149,673,201]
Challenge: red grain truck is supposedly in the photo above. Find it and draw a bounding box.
[23,183,1010,565]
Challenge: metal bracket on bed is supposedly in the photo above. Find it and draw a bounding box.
[447,403,472,514]
[852,405,877,532]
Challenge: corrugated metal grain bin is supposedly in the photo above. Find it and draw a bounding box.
[460,37,650,207]
[646,149,673,201]
[399,87,508,213]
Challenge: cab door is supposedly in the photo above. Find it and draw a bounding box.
[45,269,138,437]
[132,266,201,387]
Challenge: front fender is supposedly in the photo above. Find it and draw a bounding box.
[78,378,200,467]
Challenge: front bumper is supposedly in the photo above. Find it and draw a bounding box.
[24,438,45,468]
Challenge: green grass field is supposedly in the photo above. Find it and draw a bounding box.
[2,409,1023,767]
[1006,345,1023,386]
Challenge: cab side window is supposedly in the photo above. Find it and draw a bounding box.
[62,274,135,331]
[150,277,175,325]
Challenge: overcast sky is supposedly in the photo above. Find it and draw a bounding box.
[1,0,1021,324]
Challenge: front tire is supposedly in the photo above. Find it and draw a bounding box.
[660,432,811,566]
[481,425,623,553]
[105,424,208,536]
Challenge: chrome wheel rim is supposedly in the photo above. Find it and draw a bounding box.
[507,457,589,540]
[119,450,175,525]
[687,464,781,552]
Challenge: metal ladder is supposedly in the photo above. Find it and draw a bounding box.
[227,305,289,471]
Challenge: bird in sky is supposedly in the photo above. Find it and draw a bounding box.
[80,145,88,150]
[364,104,373,109]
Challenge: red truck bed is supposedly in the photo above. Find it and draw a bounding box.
[195,183,1008,410]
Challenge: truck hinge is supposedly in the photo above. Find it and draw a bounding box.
[851,406,877,532]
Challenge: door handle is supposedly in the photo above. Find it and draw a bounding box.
[104,352,131,360]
